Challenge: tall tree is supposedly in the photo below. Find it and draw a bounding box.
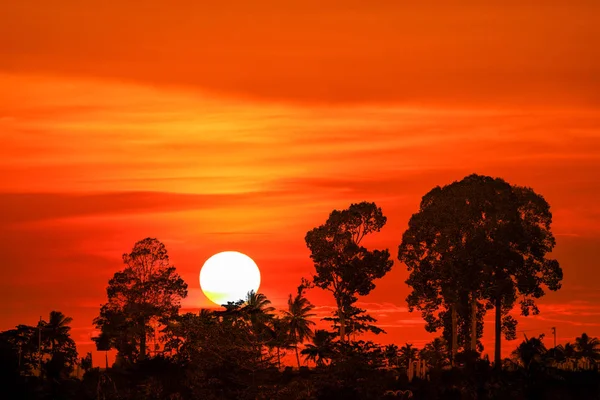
[282,290,316,367]
[399,174,562,368]
[44,311,73,351]
[305,201,393,341]
[40,311,78,380]
[265,317,291,369]
[94,238,188,362]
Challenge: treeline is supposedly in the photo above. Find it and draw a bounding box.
[1,303,599,399]
[1,173,599,399]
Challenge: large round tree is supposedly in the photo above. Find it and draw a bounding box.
[398,174,562,368]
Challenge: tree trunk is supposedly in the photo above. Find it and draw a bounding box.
[139,327,147,362]
[338,308,346,343]
[295,346,301,368]
[105,351,109,370]
[451,304,457,366]
[494,296,502,370]
[277,347,281,370]
[471,295,477,351]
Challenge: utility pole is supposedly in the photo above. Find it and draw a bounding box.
[38,316,42,377]
[552,327,556,348]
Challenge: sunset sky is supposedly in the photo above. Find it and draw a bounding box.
[1,1,599,365]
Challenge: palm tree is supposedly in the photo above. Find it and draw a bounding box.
[563,342,578,360]
[301,330,334,367]
[44,311,73,351]
[244,291,275,327]
[282,292,316,368]
[383,344,399,368]
[398,343,419,369]
[243,291,275,360]
[511,335,547,369]
[575,333,600,362]
[242,291,275,336]
[546,342,577,365]
[266,317,292,369]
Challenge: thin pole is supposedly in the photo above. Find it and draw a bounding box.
[38,316,42,377]
[552,327,557,348]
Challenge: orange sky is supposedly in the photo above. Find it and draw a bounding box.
[1,1,599,365]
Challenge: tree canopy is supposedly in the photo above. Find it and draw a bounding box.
[399,174,562,367]
[93,238,188,363]
[305,201,393,341]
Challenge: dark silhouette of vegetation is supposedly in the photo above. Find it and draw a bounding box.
[2,176,596,399]
[93,238,188,364]
[399,174,563,367]
[283,288,316,367]
[305,201,393,342]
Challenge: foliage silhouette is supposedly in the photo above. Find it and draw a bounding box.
[305,201,393,342]
[283,288,316,367]
[301,329,335,367]
[93,238,188,363]
[399,174,562,368]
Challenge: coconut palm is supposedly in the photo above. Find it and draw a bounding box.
[398,343,419,369]
[43,311,73,350]
[244,291,276,326]
[266,317,293,369]
[547,342,577,365]
[511,335,547,368]
[301,329,334,367]
[242,291,275,360]
[575,333,600,362]
[383,344,399,368]
[563,342,578,359]
[282,292,316,367]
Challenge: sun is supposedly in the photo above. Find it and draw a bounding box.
[199,251,261,306]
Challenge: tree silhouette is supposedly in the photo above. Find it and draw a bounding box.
[265,317,292,369]
[282,290,316,367]
[301,329,335,367]
[575,333,600,362]
[305,202,393,341]
[38,311,79,380]
[80,352,93,373]
[512,335,547,369]
[398,343,419,369]
[0,325,39,375]
[241,290,276,362]
[44,311,73,347]
[399,174,562,368]
[383,344,399,368]
[92,332,112,369]
[419,337,450,369]
[243,290,276,329]
[93,238,188,363]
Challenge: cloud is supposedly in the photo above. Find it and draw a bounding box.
[0,191,287,225]
[1,1,599,106]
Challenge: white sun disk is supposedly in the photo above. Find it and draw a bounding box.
[200,251,261,305]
